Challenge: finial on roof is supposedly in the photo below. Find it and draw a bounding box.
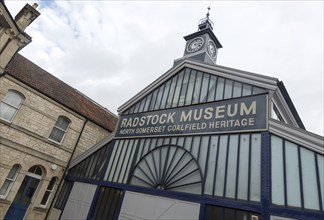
[206,6,211,18]
[198,6,214,30]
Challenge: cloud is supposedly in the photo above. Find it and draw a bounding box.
[6,1,323,135]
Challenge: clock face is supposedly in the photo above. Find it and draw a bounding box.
[187,37,204,53]
[207,40,217,58]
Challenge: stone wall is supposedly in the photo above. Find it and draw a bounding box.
[0,75,112,220]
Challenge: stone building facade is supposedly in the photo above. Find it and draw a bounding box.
[0,2,118,219]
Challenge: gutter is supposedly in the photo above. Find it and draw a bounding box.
[45,119,88,220]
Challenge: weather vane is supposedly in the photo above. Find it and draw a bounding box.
[207,6,211,18]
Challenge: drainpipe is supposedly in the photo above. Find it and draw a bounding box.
[45,118,88,220]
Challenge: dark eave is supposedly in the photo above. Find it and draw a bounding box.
[277,81,305,130]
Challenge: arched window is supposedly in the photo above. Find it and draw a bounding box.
[49,116,70,144]
[0,164,20,198]
[40,177,57,207]
[0,90,25,122]
[28,165,43,176]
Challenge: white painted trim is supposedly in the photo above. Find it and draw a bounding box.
[269,119,324,154]
[272,88,299,128]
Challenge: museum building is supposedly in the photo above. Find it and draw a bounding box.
[53,11,324,220]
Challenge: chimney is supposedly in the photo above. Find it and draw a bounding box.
[15,3,40,31]
[0,2,40,73]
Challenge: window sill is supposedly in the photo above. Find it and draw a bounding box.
[0,198,11,205]
[33,206,48,213]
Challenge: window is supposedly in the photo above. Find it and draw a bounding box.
[204,205,261,220]
[271,101,285,122]
[0,22,4,33]
[40,177,57,207]
[0,164,20,198]
[28,165,43,176]
[271,135,323,211]
[103,134,261,201]
[54,181,73,210]
[0,90,24,122]
[88,187,123,220]
[49,116,70,143]
[0,23,3,28]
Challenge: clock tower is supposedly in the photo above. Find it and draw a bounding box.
[174,7,222,66]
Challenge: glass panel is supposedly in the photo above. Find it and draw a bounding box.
[214,135,228,197]
[135,139,145,164]
[28,165,42,176]
[198,136,209,175]
[300,148,320,210]
[236,210,249,220]
[142,139,152,157]
[49,128,65,143]
[40,191,51,205]
[0,180,11,195]
[148,89,158,111]
[160,80,171,109]
[113,140,129,182]
[154,84,165,110]
[192,72,203,104]
[250,134,261,201]
[224,208,235,219]
[48,177,56,190]
[237,134,249,200]
[271,136,285,205]
[178,69,190,107]
[285,141,301,207]
[204,136,218,195]
[4,90,24,107]
[133,101,140,113]
[128,106,134,114]
[0,102,16,121]
[89,187,123,220]
[56,117,69,130]
[172,70,184,107]
[317,154,324,210]
[207,75,217,102]
[104,141,122,181]
[224,79,233,99]
[242,84,252,96]
[166,75,178,108]
[233,82,242,98]
[215,77,225,100]
[252,87,265,95]
[190,136,200,159]
[143,94,152,112]
[183,136,193,152]
[185,70,197,105]
[199,73,210,103]
[123,140,138,183]
[225,135,238,199]
[138,98,146,113]
[7,165,20,179]
[54,181,73,210]
[117,140,133,183]
[85,154,96,178]
[177,137,185,148]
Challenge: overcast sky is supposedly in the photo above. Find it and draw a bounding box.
[6,1,323,136]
